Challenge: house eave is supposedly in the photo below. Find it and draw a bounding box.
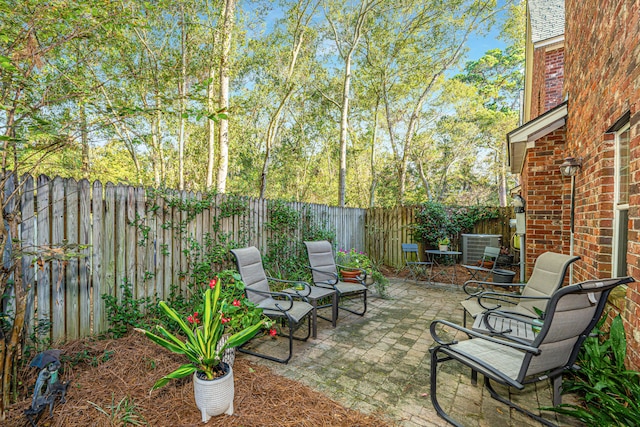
[507,102,568,174]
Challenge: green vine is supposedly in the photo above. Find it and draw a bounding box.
[413,202,499,245]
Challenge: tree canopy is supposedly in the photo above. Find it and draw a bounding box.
[1,0,524,207]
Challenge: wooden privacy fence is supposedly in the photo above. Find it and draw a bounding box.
[4,173,511,345]
[5,175,365,344]
[365,206,515,268]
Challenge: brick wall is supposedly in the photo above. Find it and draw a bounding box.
[564,0,640,369]
[530,46,565,120]
[521,127,570,278]
[544,48,564,112]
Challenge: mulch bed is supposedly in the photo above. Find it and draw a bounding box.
[385,263,520,287]
[5,333,389,426]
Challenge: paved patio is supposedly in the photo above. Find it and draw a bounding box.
[244,278,583,427]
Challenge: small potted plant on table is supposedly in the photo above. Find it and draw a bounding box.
[437,236,450,252]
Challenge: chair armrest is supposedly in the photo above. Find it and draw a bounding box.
[267,276,312,298]
[480,310,543,345]
[463,280,525,296]
[307,266,339,285]
[245,288,295,312]
[475,292,550,311]
[429,319,540,354]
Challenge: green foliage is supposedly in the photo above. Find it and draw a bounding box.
[63,349,115,368]
[262,200,335,281]
[102,279,151,339]
[89,394,148,426]
[413,201,499,245]
[545,315,640,425]
[413,201,449,245]
[335,248,389,298]
[136,277,264,388]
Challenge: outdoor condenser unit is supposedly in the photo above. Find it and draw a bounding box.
[461,234,502,264]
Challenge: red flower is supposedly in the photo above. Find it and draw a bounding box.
[269,328,277,337]
[187,312,200,324]
[221,317,231,324]
[232,299,241,307]
[209,278,217,289]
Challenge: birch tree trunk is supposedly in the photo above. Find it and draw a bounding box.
[216,0,236,194]
[178,4,187,190]
[206,64,216,190]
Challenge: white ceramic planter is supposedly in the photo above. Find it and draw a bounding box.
[193,363,234,422]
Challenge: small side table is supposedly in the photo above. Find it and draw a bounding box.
[283,286,337,338]
[425,249,462,285]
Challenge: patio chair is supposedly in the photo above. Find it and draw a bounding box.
[461,246,501,281]
[402,243,433,282]
[461,252,579,328]
[230,246,314,363]
[304,240,369,317]
[430,276,635,427]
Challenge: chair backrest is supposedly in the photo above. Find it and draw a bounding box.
[519,276,634,381]
[480,246,501,268]
[517,252,580,315]
[482,246,501,261]
[402,243,420,262]
[304,241,338,284]
[230,247,271,305]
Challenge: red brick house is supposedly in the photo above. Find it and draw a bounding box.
[507,0,640,369]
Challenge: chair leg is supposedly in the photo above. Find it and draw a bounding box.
[338,290,367,316]
[551,375,563,406]
[430,347,464,427]
[238,315,310,364]
[484,377,557,427]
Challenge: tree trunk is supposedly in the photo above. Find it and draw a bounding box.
[216,0,236,194]
[80,104,90,179]
[178,4,187,191]
[206,65,216,190]
[368,98,379,208]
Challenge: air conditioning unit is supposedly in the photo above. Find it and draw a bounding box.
[461,234,502,264]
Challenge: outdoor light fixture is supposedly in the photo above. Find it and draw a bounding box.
[560,156,582,284]
[560,156,582,177]
[512,194,526,213]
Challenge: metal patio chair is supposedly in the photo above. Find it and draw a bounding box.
[304,240,369,317]
[430,276,635,427]
[461,246,501,281]
[402,243,433,282]
[461,252,580,329]
[230,246,314,363]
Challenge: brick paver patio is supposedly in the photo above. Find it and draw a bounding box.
[244,278,583,426]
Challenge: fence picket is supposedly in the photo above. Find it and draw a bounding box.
[92,181,104,334]
[65,178,79,340]
[21,175,35,338]
[4,173,518,345]
[51,177,65,341]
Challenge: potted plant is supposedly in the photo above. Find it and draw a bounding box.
[437,236,450,252]
[335,248,389,297]
[136,277,264,422]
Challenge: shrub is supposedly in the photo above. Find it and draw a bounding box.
[545,315,640,425]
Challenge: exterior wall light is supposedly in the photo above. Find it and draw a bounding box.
[560,156,582,284]
[512,194,526,213]
[560,156,582,177]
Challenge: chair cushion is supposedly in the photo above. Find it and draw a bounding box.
[258,298,313,323]
[335,281,367,296]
